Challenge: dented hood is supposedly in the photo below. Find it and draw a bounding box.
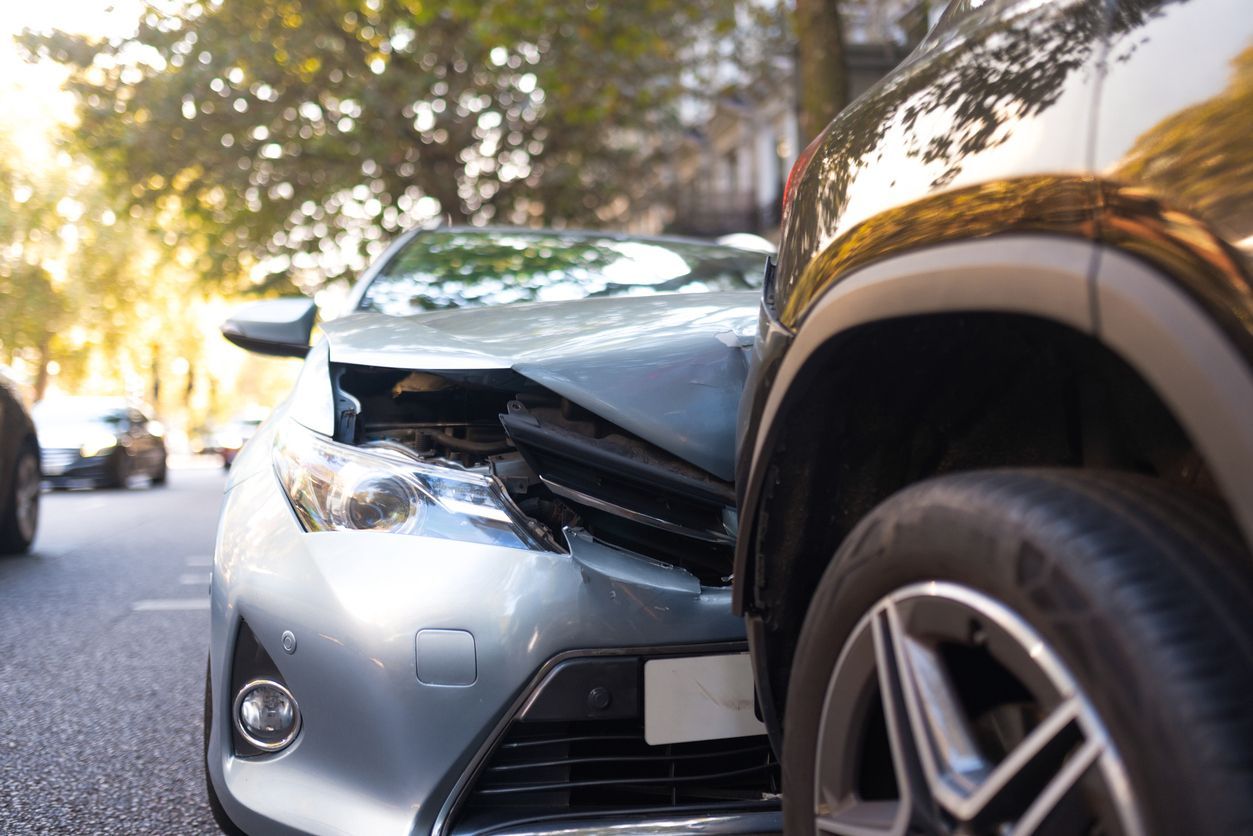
[320,292,758,480]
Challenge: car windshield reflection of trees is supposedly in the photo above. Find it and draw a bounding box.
[360,231,764,314]
[1113,44,1253,241]
[882,0,1185,189]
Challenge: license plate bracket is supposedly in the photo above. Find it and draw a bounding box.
[643,653,765,746]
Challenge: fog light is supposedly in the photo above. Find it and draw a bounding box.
[233,679,301,751]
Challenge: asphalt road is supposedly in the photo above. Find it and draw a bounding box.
[0,461,227,834]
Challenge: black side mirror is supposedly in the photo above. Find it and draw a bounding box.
[221,298,317,357]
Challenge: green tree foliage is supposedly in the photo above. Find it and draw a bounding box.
[0,124,223,406]
[0,135,74,397]
[23,0,783,292]
[1114,43,1253,225]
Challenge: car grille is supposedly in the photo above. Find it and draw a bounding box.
[452,718,779,833]
[40,448,79,472]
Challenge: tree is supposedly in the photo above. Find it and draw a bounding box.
[22,0,778,293]
[796,0,847,143]
[0,135,75,399]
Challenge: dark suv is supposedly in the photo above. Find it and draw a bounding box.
[734,0,1253,834]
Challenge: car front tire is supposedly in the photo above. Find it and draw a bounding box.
[101,450,127,489]
[782,470,1253,836]
[0,445,40,554]
[204,659,247,835]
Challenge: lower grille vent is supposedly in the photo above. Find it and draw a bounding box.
[453,719,779,833]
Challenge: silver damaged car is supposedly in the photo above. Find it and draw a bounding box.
[205,228,783,836]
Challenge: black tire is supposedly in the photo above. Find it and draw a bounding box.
[205,659,247,835]
[782,469,1253,836]
[152,457,168,486]
[0,444,39,554]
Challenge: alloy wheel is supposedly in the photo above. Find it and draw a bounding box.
[14,451,39,543]
[813,581,1144,836]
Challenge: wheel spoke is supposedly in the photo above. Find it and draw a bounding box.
[874,602,989,812]
[960,697,1087,826]
[870,603,964,827]
[1011,736,1102,835]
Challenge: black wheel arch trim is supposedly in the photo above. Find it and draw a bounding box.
[1093,245,1253,545]
[733,233,1098,616]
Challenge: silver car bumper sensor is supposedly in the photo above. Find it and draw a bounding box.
[207,450,779,836]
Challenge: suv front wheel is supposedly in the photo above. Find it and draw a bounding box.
[782,470,1253,836]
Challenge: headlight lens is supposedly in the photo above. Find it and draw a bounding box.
[273,419,541,550]
[80,430,118,458]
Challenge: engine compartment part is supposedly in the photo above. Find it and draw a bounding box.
[500,401,735,539]
[319,291,760,480]
[334,364,737,585]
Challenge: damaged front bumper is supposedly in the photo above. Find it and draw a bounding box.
[207,427,779,836]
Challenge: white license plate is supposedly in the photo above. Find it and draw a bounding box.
[643,653,765,745]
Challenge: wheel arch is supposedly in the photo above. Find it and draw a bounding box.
[736,234,1253,739]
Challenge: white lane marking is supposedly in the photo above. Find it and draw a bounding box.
[178,573,211,585]
[185,556,213,566]
[132,598,210,612]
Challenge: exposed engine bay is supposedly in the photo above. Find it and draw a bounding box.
[333,364,738,586]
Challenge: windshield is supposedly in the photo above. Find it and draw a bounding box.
[357,229,767,316]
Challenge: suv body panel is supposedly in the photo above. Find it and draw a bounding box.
[733,0,1253,740]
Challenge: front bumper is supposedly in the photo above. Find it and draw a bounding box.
[40,448,116,486]
[209,439,772,836]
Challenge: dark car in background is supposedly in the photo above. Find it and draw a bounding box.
[734,0,1253,834]
[34,398,168,489]
[0,372,40,554]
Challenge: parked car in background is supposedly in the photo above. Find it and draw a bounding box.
[207,229,781,836]
[209,413,266,468]
[0,371,40,554]
[734,0,1253,834]
[33,398,168,489]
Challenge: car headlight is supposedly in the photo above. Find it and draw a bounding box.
[273,419,543,550]
[80,430,118,458]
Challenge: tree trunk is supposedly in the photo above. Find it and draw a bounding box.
[796,0,848,143]
[185,361,195,407]
[151,343,161,406]
[33,337,51,402]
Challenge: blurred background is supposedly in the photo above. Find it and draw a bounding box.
[0,0,940,444]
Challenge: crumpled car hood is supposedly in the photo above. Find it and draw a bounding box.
[320,292,759,480]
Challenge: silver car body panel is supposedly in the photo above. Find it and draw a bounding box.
[209,407,760,836]
[319,292,758,481]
